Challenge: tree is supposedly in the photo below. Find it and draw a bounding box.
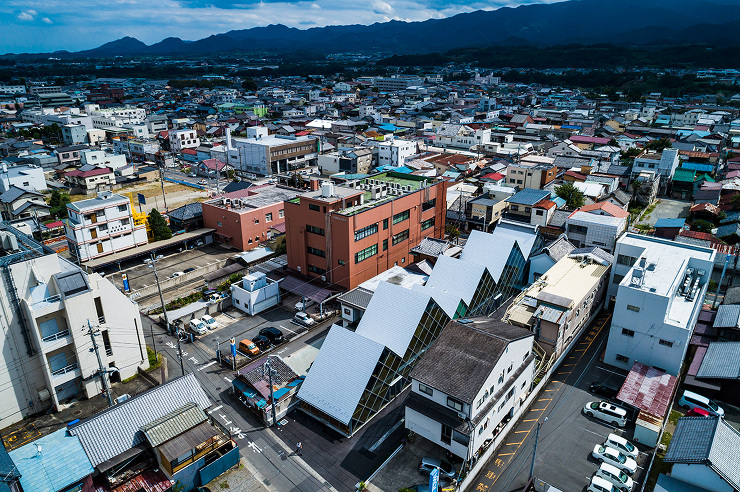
[621,148,641,159]
[608,138,618,147]
[241,78,257,91]
[48,190,71,219]
[731,194,740,210]
[644,138,672,152]
[692,219,714,233]
[555,182,585,209]
[148,209,172,241]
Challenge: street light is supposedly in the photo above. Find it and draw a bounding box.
[147,253,185,376]
[529,416,548,481]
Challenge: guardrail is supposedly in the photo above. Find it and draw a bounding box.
[52,362,78,377]
[164,176,207,190]
[42,329,70,343]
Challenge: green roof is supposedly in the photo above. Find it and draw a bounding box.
[673,168,696,183]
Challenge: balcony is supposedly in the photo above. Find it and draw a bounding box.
[42,329,70,344]
[52,363,79,378]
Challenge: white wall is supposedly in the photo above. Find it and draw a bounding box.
[670,464,733,492]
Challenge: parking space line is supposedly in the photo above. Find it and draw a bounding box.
[596,367,625,376]
[537,398,552,402]
[529,408,545,412]
[514,430,529,433]
[523,419,537,422]
[499,452,515,456]
[505,441,523,446]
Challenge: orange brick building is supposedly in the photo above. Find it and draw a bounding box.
[284,172,447,290]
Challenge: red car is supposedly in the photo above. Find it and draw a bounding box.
[686,407,711,417]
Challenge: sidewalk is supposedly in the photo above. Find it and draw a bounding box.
[203,458,270,492]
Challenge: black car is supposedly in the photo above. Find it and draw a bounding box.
[259,327,285,345]
[183,267,196,273]
[252,335,271,351]
[590,380,620,398]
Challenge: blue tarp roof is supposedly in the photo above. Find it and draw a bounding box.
[655,218,686,228]
[10,429,93,492]
[681,162,714,172]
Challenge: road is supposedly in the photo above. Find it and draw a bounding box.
[142,307,338,492]
[470,312,651,492]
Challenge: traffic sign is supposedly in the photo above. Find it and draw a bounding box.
[429,467,439,492]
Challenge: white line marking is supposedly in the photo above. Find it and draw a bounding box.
[224,376,232,383]
[198,361,217,371]
[208,405,223,414]
[596,366,626,377]
[280,324,298,335]
[575,425,606,437]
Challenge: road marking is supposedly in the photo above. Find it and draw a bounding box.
[198,361,217,371]
[596,367,625,376]
[208,405,223,414]
[514,430,529,433]
[537,398,552,402]
[544,389,557,392]
[247,441,262,454]
[505,441,523,446]
[523,419,537,422]
[499,452,514,456]
[575,425,605,437]
[530,408,545,412]
[280,324,298,335]
[224,376,232,383]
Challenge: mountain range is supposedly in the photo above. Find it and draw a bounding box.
[18,0,740,58]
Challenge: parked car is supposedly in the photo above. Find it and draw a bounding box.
[678,390,724,417]
[294,312,315,327]
[183,267,196,273]
[590,381,620,399]
[200,314,218,330]
[686,407,711,417]
[199,179,207,185]
[295,299,315,311]
[170,271,185,278]
[259,327,285,345]
[587,475,623,492]
[189,319,207,335]
[208,293,223,304]
[584,401,628,427]
[252,335,271,351]
[418,457,456,481]
[238,339,260,356]
[595,462,634,492]
[605,433,638,460]
[189,172,197,177]
[592,445,637,475]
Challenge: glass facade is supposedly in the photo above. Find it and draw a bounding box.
[348,299,450,434]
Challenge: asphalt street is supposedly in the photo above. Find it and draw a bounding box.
[470,312,651,492]
[142,306,338,492]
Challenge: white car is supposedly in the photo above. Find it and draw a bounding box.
[294,312,315,327]
[595,462,634,492]
[605,433,638,460]
[588,475,622,492]
[584,401,628,427]
[295,299,314,311]
[189,319,208,335]
[170,271,185,278]
[592,445,637,475]
[200,314,217,330]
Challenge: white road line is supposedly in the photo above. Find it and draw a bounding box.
[208,405,223,414]
[224,376,232,383]
[596,366,625,377]
[280,324,298,335]
[575,425,606,437]
[198,361,217,371]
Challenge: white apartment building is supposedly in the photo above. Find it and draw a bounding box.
[112,137,160,161]
[226,127,318,176]
[169,128,201,153]
[230,272,281,316]
[65,192,148,262]
[0,163,47,192]
[80,149,128,171]
[605,235,715,375]
[365,138,417,167]
[436,126,492,150]
[0,226,148,425]
[632,149,680,194]
[20,108,93,129]
[0,85,27,94]
[565,211,627,253]
[406,317,535,460]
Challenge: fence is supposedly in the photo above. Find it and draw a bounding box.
[164,176,207,190]
[127,257,230,301]
[458,303,605,491]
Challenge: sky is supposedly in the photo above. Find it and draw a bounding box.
[1,0,558,54]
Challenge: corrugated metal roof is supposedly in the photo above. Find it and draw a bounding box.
[664,416,740,491]
[461,221,539,282]
[696,342,740,379]
[506,188,551,206]
[425,255,485,306]
[158,422,220,462]
[69,374,211,467]
[338,287,374,310]
[713,304,740,328]
[617,362,677,418]
[297,325,385,425]
[140,402,207,448]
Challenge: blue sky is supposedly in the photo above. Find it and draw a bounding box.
[2,0,556,54]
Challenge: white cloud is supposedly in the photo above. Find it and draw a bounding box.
[27,9,37,15]
[371,0,393,14]
[310,2,320,8]
[17,11,34,21]
[41,17,52,23]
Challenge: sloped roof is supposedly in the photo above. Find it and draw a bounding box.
[616,362,677,418]
[167,202,202,221]
[297,325,385,425]
[506,188,551,206]
[338,287,374,310]
[140,402,208,448]
[578,201,629,218]
[355,281,434,357]
[542,235,576,262]
[714,304,740,328]
[664,416,740,491]
[460,221,539,281]
[410,237,450,257]
[425,255,486,306]
[69,374,211,466]
[696,342,740,379]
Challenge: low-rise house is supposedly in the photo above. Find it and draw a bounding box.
[505,160,557,189]
[0,163,47,192]
[633,149,680,194]
[0,186,50,221]
[64,166,115,194]
[232,357,304,425]
[230,271,281,316]
[465,191,509,232]
[405,317,535,460]
[318,147,374,175]
[167,202,203,231]
[505,188,552,224]
[565,203,628,253]
[527,234,576,283]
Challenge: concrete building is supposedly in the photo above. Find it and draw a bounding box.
[202,185,302,251]
[318,147,373,175]
[55,144,88,167]
[65,192,148,262]
[0,163,47,192]
[632,149,680,194]
[62,124,88,145]
[0,225,149,425]
[284,173,446,290]
[406,318,535,460]
[367,138,417,168]
[230,272,281,316]
[565,208,628,253]
[375,76,423,91]
[80,149,127,171]
[605,235,715,375]
[506,247,612,357]
[112,137,160,161]
[506,160,557,189]
[169,128,201,153]
[225,126,318,176]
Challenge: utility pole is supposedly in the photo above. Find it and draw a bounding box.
[529,417,548,481]
[263,357,278,426]
[87,319,114,407]
[158,166,168,211]
[147,253,184,375]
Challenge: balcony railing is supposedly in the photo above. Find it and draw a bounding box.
[105,347,113,357]
[98,316,106,324]
[51,362,78,377]
[31,295,61,309]
[42,329,70,343]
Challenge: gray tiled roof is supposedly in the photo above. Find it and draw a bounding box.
[69,374,211,466]
[410,237,450,257]
[713,304,740,328]
[547,209,571,228]
[569,246,614,265]
[167,202,202,221]
[506,188,551,206]
[664,416,740,491]
[0,185,41,203]
[338,287,374,310]
[696,342,740,379]
[543,235,575,262]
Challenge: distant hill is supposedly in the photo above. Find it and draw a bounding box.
[12,0,740,58]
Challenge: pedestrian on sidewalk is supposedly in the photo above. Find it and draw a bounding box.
[296,441,302,456]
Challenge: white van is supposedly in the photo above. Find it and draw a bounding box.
[588,475,622,492]
[595,462,634,492]
[679,390,724,417]
[189,319,207,335]
[605,433,638,459]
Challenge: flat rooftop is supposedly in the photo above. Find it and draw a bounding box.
[232,134,315,147]
[207,185,301,211]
